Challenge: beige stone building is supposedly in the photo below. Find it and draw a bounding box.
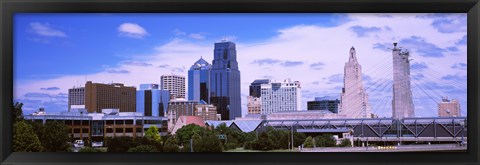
[247,96,261,114]
[339,47,371,118]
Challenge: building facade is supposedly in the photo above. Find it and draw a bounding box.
[85,81,136,113]
[68,87,85,111]
[160,74,186,100]
[260,79,301,114]
[209,41,242,120]
[391,43,415,119]
[195,102,219,121]
[438,97,461,117]
[339,47,371,118]
[167,99,199,131]
[136,84,170,117]
[247,96,262,114]
[188,57,211,103]
[24,109,168,142]
[249,79,271,98]
[307,97,340,113]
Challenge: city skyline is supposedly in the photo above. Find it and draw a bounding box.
[14,13,467,118]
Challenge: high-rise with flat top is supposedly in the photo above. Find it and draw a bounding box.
[68,87,85,111]
[438,97,460,117]
[209,41,242,120]
[85,81,136,113]
[161,74,186,100]
[391,43,415,119]
[260,79,301,115]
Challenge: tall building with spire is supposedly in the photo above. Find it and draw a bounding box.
[391,43,415,119]
[209,41,242,120]
[188,57,211,103]
[339,47,371,118]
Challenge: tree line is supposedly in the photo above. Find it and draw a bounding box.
[12,101,351,152]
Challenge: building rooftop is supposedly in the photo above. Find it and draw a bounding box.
[190,57,212,70]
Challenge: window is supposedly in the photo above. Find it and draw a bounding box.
[106,128,113,133]
[125,128,133,133]
[125,120,133,125]
[115,128,123,133]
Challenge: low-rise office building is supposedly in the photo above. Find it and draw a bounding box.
[24,109,168,143]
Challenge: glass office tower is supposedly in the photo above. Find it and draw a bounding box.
[137,84,170,117]
[209,41,242,120]
[188,57,211,103]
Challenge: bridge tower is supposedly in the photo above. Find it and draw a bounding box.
[391,43,415,119]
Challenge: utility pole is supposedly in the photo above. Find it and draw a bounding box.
[291,125,294,150]
[190,138,193,152]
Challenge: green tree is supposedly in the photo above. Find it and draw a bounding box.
[191,133,203,152]
[106,137,136,152]
[13,121,43,152]
[293,132,307,148]
[144,126,162,143]
[135,137,163,152]
[250,132,274,151]
[40,121,71,152]
[201,133,223,152]
[338,139,352,147]
[27,121,46,142]
[303,136,314,148]
[175,124,204,145]
[128,145,158,152]
[266,128,289,149]
[163,136,180,152]
[79,147,103,152]
[12,102,24,123]
[315,134,337,147]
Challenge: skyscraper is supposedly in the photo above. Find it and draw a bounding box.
[438,97,461,117]
[136,84,170,117]
[209,41,242,120]
[260,79,301,115]
[307,97,340,113]
[68,87,85,111]
[249,79,270,98]
[160,74,186,100]
[188,57,211,103]
[391,43,415,119]
[85,81,136,113]
[339,47,371,118]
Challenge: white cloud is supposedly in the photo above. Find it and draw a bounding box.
[188,33,206,40]
[118,23,149,39]
[29,22,67,37]
[172,29,187,36]
[17,14,467,118]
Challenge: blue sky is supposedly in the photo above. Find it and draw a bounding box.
[14,13,467,118]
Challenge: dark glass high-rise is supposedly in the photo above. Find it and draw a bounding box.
[209,41,242,120]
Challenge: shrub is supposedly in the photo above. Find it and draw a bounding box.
[128,145,158,152]
[303,136,314,148]
[338,139,352,147]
